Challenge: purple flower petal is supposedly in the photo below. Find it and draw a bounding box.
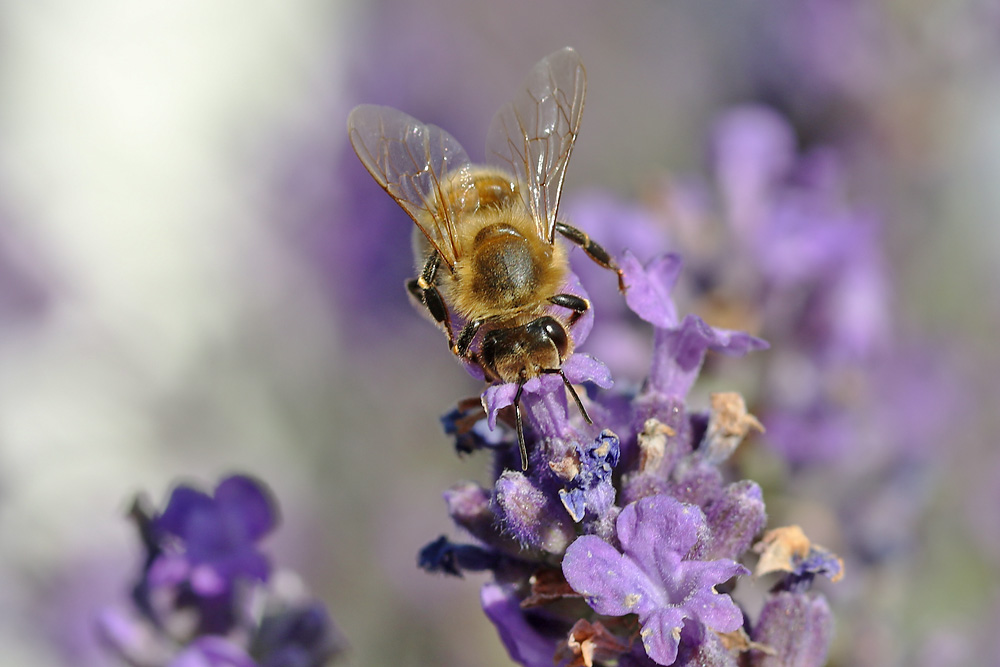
[563,353,613,388]
[214,474,278,542]
[640,607,689,665]
[481,583,559,667]
[155,486,214,538]
[562,535,661,617]
[649,314,768,399]
[616,495,703,567]
[622,251,682,328]
[481,354,611,439]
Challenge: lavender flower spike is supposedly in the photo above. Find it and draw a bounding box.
[562,495,748,666]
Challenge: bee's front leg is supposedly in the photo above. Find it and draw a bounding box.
[549,293,590,326]
[407,251,456,350]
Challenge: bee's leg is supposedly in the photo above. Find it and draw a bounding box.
[542,368,593,426]
[513,381,528,470]
[549,293,590,326]
[410,251,456,349]
[455,318,485,358]
[554,221,626,292]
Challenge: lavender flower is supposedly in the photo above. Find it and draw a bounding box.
[562,495,747,665]
[99,474,344,667]
[419,249,838,666]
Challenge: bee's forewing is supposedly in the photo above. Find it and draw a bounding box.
[348,104,476,270]
[484,47,586,244]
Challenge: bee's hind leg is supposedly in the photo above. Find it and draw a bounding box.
[554,221,626,292]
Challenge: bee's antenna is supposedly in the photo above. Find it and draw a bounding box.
[513,381,528,471]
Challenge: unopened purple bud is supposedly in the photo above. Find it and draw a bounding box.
[418,536,500,577]
[700,480,767,561]
[749,592,834,667]
[674,620,739,667]
[252,602,345,667]
[494,471,574,554]
[667,457,724,508]
[443,482,493,536]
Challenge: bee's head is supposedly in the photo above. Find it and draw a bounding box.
[480,316,572,384]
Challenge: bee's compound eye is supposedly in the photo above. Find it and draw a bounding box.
[537,316,568,357]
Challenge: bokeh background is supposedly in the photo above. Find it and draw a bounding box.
[0,1,998,665]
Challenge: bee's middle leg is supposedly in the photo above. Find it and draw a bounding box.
[554,221,626,292]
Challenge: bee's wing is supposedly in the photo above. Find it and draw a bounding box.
[485,47,586,244]
[347,104,476,271]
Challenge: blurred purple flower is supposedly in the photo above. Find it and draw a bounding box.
[749,592,833,667]
[563,495,747,665]
[100,474,344,667]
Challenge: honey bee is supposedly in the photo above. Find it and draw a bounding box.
[347,47,623,469]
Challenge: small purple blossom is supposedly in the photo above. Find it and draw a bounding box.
[648,314,768,401]
[562,495,748,666]
[621,251,682,329]
[557,430,620,524]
